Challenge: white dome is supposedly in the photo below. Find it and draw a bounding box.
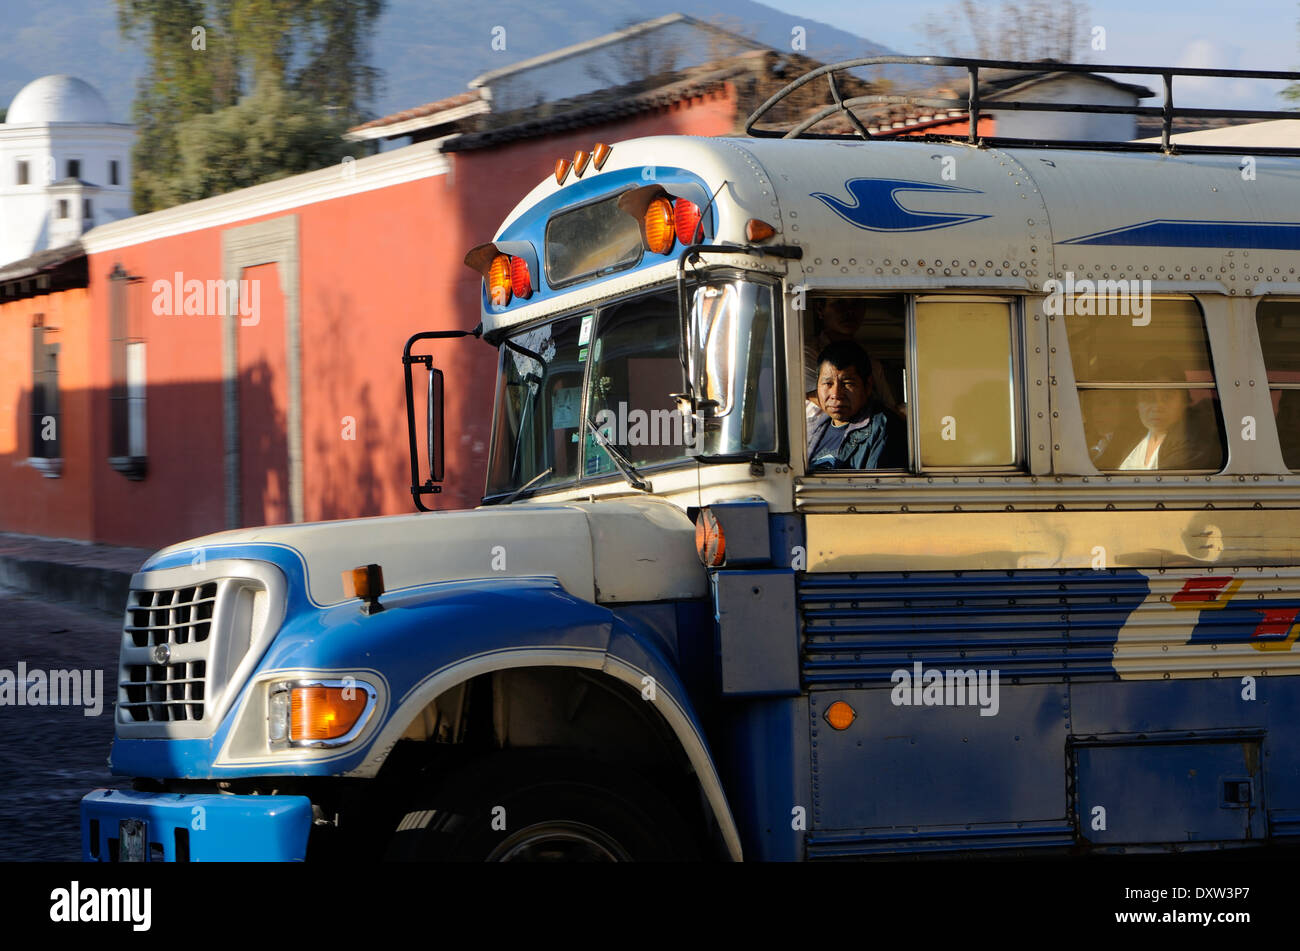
[6,75,110,124]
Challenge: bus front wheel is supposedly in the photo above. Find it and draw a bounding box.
[385,751,699,861]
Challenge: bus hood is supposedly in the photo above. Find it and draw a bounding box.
[144,497,708,606]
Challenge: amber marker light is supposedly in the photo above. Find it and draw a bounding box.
[487,254,512,307]
[592,142,612,169]
[825,700,856,730]
[644,196,675,254]
[746,218,776,242]
[554,158,571,184]
[342,563,386,614]
[573,149,591,177]
[290,686,370,742]
[695,508,726,567]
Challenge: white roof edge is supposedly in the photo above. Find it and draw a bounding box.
[343,98,490,142]
[469,13,741,88]
[0,121,133,130]
[1133,119,1300,147]
[80,141,449,254]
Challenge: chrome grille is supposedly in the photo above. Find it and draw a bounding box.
[127,583,217,647]
[121,582,219,722]
[116,560,286,740]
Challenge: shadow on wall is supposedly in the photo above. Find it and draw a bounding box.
[1,361,294,548]
[306,286,494,520]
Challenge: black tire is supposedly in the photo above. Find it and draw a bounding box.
[385,750,700,861]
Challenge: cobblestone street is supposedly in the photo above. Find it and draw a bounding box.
[0,590,128,861]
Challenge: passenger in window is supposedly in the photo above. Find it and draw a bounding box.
[1097,362,1221,470]
[804,298,903,417]
[807,341,907,470]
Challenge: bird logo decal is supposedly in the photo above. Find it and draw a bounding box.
[811,178,991,232]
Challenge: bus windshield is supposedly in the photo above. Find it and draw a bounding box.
[485,279,779,499]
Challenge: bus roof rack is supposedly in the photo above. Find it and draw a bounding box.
[745,55,1300,155]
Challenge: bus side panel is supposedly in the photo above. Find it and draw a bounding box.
[807,685,1073,857]
[716,696,809,862]
[1071,676,1300,844]
[798,567,1148,857]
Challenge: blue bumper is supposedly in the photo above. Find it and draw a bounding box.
[81,789,312,862]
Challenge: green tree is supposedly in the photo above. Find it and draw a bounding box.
[171,82,356,203]
[118,0,382,211]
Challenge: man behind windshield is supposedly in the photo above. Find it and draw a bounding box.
[807,340,907,470]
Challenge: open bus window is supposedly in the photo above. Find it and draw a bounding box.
[802,295,908,470]
[913,297,1019,468]
[486,314,584,495]
[1256,299,1300,470]
[803,296,907,419]
[1066,298,1226,472]
[803,295,1024,471]
[583,289,691,475]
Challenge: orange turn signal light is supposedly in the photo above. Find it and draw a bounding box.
[746,218,776,242]
[644,197,675,254]
[592,142,612,169]
[695,508,725,567]
[825,700,856,731]
[342,563,385,614]
[555,158,571,184]
[573,149,591,177]
[290,685,370,742]
[487,253,512,307]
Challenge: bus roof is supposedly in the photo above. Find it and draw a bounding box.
[482,133,1300,335]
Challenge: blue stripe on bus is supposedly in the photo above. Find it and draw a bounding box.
[1059,219,1300,249]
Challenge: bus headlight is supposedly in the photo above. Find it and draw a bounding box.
[268,679,377,749]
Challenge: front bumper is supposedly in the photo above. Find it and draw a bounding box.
[81,789,312,861]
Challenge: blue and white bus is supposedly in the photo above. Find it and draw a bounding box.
[83,58,1300,861]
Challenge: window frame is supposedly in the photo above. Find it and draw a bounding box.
[108,264,147,479]
[1253,295,1300,473]
[29,318,61,475]
[1063,293,1226,476]
[482,274,787,503]
[799,292,1028,475]
[543,188,645,290]
[908,294,1027,474]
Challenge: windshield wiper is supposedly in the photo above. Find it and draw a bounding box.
[492,467,554,506]
[586,415,650,491]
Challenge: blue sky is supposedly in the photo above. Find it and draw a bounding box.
[762,0,1299,109]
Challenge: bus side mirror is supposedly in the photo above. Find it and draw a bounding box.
[427,366,444,484]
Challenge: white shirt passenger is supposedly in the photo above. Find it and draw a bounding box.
[1118,433,1163,470]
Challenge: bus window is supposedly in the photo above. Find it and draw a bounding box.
[803,296,908,471]
[584,290,690,474]
[1255,299,1300,469]
[485,314,585,496]
[1066,298,1226,472]
[803,296,906,419]
[914,297,1019,468]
